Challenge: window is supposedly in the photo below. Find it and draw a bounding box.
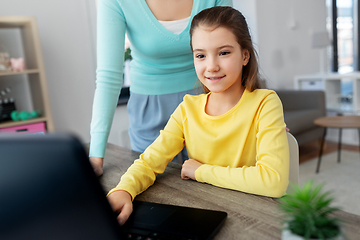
[118,34,131,105]
[327,0,355,73]
[327,0,356,101]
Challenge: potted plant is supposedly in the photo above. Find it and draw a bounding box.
[278,181,343,240]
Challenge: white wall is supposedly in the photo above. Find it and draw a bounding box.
[255,0,327,89]
[108,105,131,149]
[235,0,327,89]
[233,0,258,45]
[0,0,328,147]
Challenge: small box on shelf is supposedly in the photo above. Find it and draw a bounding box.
[0,121,46,134]
[0,99,16,122]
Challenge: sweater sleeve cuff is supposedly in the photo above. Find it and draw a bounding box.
[195,164,210,183]
[107,186,136,201]
[89,132,108,158]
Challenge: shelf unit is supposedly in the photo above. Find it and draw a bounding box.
[294,72,360,115]
[0,16,53,131]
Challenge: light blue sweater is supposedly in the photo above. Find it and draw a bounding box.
[90,0,233,158]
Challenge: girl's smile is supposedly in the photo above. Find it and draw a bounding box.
[206,75,225,82]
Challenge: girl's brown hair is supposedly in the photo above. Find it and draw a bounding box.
[190,6,261,92]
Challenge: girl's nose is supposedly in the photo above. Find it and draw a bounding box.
[207,57,220,72]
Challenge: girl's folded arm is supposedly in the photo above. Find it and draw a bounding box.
[195,95,289,198]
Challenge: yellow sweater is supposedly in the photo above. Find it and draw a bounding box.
[109,89,289,199]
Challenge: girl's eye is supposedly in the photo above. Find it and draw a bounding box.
[220,51,230,56]
[196,54,205,59]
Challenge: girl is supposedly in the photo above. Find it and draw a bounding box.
[107,6,289,225]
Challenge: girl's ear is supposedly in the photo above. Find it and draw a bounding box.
[242,49,250,66]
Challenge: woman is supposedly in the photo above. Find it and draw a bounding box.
[90,0,232,176]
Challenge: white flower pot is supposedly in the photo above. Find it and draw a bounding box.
[282,228,344,240]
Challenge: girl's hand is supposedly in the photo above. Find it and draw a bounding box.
[89,157,104,176]
[107,190,133,225]
[181,159,203,180]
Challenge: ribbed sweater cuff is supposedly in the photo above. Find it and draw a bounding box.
[89,132,108,158]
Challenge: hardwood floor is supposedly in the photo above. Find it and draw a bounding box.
[299,140,360,164]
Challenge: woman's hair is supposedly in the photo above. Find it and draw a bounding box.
[190,6,261,92]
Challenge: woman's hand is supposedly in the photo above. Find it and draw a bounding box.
[89,157,104,176]
[181,159,203,180]
[107,190,133,225]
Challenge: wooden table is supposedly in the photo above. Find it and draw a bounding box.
[99,143,360,240]
[314,115,360,173]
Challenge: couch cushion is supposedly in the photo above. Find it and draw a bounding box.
[277,90,325,112]
[284,109,323,135]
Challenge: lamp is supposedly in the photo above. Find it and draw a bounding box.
[311,31,331,74]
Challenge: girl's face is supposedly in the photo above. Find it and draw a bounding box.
[192,25,249,95]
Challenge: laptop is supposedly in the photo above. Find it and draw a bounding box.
[0,134,227,240]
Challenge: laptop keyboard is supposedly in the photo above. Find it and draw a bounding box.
[121,227,197,240]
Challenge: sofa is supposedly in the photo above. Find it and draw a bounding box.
[275,90,326,146]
